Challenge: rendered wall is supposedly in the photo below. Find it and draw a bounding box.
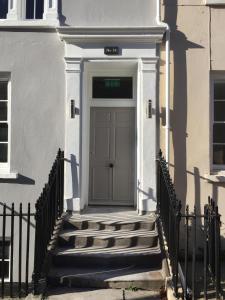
[59,0,157,27]
[0,30,65,210]
[0,29,65,281]
[160,1,225,248]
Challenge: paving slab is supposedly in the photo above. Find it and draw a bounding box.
[45,288,161,300]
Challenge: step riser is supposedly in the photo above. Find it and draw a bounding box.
[52,254,162,269]
[48,276,164,291]
[62,221,155,231]
[58,235,158,248]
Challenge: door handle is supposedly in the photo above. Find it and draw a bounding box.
[109,163,114,168]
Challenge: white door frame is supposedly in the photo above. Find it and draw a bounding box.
[64,56,158,214]
[81,60,138,209]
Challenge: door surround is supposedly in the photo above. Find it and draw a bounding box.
[81,61,138,209]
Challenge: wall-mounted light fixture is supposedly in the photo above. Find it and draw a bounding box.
[71,99,75,118]
[147,99,152,118]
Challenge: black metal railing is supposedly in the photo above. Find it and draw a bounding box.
[32,149,64,294]
[157,150,222,300]
[0,202,34,298]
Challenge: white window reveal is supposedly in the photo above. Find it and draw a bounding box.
[213,81,225,168]
[0,0,8,19]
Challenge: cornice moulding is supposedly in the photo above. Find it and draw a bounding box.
[57,26,166,44]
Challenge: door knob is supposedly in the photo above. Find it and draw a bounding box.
[109,163,114,168]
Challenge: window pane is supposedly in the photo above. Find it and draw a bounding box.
[0,0,8,19]
[0,124,8,142]
[213,123,225,143]
[0,262,9,278]
[93,77,133,99]
[0,144,7,162]
[214,82,225,100]
[0,102,7,121]
[0,241,10,259]
[213,145,225,165]
[214,101,225,121]
[36,0,44,19]
[0,82,7,100]
[26,0,44,19]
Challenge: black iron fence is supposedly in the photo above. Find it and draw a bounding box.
[0,203,34,298]
[33,148,64,294]
[157,151,222,300]
[0,149,64,298]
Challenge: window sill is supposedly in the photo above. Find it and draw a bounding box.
[0,171,18,179]
[204,172,225,182]
[205,0,225,5]
[0,19,59,29]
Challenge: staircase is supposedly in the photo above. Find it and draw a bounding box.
[47,207,166,291]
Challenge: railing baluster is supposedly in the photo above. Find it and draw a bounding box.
[1,204,6,299]
[215,206,221,299]
[18,203,22,298]
[204,205,208,300]
[192,206,196,300]
[10,203,14,298]
[25,203,31,296]
[184,205,189,299]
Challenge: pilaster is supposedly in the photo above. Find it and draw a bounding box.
[138,58,158,214]
[64,58,83,212]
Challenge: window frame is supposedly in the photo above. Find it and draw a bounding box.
[211,75,225,170]
[0,76,11,173]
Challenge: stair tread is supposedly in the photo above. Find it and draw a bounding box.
[59,228,158,239]
[65,215,156,224]
[48,265,164,282]
[53,245,161,256]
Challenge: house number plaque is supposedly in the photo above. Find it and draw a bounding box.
[104,46,119,55]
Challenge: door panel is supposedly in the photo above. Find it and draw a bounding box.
[89,107,135,205]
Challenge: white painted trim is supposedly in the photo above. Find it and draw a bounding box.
[0,172,18,179]
[81,61,138,209]
[205,0,225,5]
[0,20,59,28]
[0,76,14,175]
[210,73,225,171]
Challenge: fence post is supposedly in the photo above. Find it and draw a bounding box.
[215,206,221,299]
[174,200,181,297]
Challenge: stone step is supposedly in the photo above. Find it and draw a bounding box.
[58,229,158,248]
[47,265,165,291]
[62,218,155,231]
[52,245,162,268]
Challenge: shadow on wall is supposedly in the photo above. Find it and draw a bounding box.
[163,0,203,210]
[0,175,35,185]
[58,0,68,26]
[65,154,80,211]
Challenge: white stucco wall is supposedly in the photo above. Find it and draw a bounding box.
[0,30,65,210]
[59,0,157,27]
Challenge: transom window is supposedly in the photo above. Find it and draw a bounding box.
[213,81,225,167]
[0,81,9,164]
[92,77,133,99]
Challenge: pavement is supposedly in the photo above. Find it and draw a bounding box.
[44,288,162,300]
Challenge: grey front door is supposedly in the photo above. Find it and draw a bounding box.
[89,107,135,205]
